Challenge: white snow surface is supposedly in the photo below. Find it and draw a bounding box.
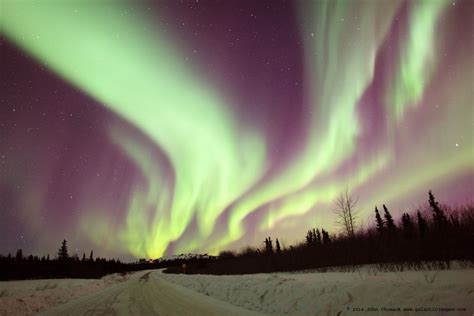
[0,265,472,315]
[160,265,474,315]
[0,272,131,315]
[0,270,257,316]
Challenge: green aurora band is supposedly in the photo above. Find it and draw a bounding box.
[388,0,448,120]
[1,0,266,258]
[1,0,472,257]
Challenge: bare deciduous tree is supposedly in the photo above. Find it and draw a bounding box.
[334,188,359,238]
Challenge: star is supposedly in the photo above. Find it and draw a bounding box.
[0,0,471,262]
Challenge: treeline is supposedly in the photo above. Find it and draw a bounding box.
[0,240,159,280]
[165,191,474,275]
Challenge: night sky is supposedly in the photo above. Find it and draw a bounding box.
[1,0,473,260]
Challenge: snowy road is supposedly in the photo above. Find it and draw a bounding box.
[41,270,260,316]
[4,265,472,315]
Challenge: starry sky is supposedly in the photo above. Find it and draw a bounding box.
[0,0,473,260]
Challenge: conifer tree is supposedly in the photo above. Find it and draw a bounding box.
[428,190,447,230]
[265,237,274,254]
[417,210,427,238]
[316,229,322,245]
[306,230,314,247]
[375,206,384,234]
[322,229,331,244]
[275,238,281,254]
[58,239,69,261]
[401,213,414,240]
[383,204,397,233]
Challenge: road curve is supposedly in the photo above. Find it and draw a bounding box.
[41,270,260,316]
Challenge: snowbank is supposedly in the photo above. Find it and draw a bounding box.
[160,265,474,315]
[41,271,258,316]
[0,272,134,315]
[1,266,472,315]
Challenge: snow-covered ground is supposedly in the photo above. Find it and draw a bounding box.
[0,272,133,315]
[1,265,473,315]
[0,270,258,316]
[41,271,257,316]
[160,265,474,315]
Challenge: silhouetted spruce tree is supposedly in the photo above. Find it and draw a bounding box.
[89,250,94,262]
[15,249,23,262]
[275,238,281,254]
[375,206,384,234]
[428,190,448,231]
[383,204,397,233]
[265,237,274,254]
[58,239,69,261]
[306,230,314,247]
[322,229,331,244]
[316,229,322,245]
[82,253,86,262]
[417,210,427,238]
[401,213,414,240]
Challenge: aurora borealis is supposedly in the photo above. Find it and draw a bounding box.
[0,0,473,260]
